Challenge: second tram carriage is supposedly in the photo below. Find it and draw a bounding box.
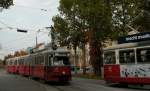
[104,40,150,85]
[6,48,72,82]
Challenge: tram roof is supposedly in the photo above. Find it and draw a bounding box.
[6,55,30,61]
[104,40,150,51]
[42,47,70,54]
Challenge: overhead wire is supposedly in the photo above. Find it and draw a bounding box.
[0,4,51,56]
[2,31,50,51]
[13,4,50,12]
[2,37,48,54]
[0,21,51,53]
[2,30,49,45]
[2,31,36,45]
[3,36,36,48]
[0,20,13,29]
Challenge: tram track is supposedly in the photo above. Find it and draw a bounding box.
[52,84,87,91]
[1,71,149,91]
[28,76,150,91]
[43,81,86,91]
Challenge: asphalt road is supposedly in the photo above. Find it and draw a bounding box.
[0,69,148,91]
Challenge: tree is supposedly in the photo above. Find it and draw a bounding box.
[132,0,150,32]
[53,0,113,75]
[14,51,20,57]
[52,14,86,74]
[19,50,28,56]
[3,54,13,65]
[53,0,145,75]
[13,50,28,57]
[0,0,13,9]
[52,15,70,47]
[111,0,144,35]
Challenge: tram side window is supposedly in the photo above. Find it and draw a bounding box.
[119,50,135,64]
[10,61,12,65]
[44,54,48,66]
[63,57,70,65]
[41,55,44,65]
[36,56,39,65]
[14,60,17,65]
[34,57,37,65]
[20,59,22,65]
[22,59,24,65]
[18,59,21,65]
[104,51,116,64]
[137,48,150,63]
[48,55,52,66]
[38,56,40,65]
[32,56,35,66]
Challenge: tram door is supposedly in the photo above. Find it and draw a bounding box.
[44,53,53,69]
[104,51,120,80]
[43,53,50,80]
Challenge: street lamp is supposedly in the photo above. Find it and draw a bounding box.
[16,27,51,51]
[35,29,40,47]
[49,25,58,50]
[35,27,50,47]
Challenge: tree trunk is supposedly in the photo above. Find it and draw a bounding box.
[89,41,103,76]
[73,46,78,75]
[82,44,86,74]
[88,27,103,76]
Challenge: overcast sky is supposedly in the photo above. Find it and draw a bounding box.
[0,0,59,59]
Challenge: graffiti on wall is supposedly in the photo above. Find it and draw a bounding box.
[120,64,150,77]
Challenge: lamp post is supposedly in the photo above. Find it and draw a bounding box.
[48,25,57,50]
[35,29,40,47]
[17,27,50,48]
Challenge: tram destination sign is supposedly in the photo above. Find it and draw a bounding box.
[118,32,150,44]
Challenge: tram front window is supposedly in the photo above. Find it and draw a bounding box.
[137,48,150,63]
[104,51,116,64]
[53,56,70,66]
[119,50,135,64]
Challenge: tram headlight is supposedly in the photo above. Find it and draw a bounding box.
[62,71,66,75]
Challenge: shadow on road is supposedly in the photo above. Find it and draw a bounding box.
[46,81,71,86]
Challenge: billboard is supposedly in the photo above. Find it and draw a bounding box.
[118,32,150,44]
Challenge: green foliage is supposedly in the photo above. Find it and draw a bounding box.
[53,0,87,49]
[111,0,144,35]
[52,15,70,46]
[77,0,113,40]
[52,0,146,75]
[132,0,150,32]
[53,0,113,75]
[0,0,13,9]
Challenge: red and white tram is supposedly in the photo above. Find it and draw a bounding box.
[104,38,150,85]
[6,47,72,82]
[6,57,19,74]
